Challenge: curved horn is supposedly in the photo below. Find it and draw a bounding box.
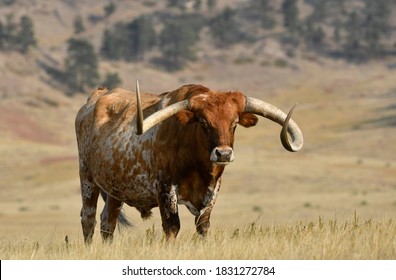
[244,97,303,152]
[135,81,189,135]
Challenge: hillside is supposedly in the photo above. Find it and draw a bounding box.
[0,0,396,251]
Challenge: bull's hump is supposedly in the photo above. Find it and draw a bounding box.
[92,90,159,130]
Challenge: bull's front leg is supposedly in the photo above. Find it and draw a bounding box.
[195,179,221,236]
[157,183,180,240]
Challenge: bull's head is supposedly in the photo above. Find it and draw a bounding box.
[135,81,303,164]
[174,91,258,164]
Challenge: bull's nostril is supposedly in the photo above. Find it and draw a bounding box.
[210,147,234,163]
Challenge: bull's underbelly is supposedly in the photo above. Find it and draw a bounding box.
[94,174,202,217]
[94,174,158,203]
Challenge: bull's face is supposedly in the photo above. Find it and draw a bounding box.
[176,92,258,165]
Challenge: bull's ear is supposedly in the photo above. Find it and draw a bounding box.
[176,110,195,125]
[239,112,258,127]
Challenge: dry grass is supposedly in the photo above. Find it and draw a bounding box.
[1,213,395,260]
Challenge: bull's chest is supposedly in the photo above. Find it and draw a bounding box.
[176,178,221,216]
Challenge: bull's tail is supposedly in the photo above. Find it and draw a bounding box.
[100,191,133,229]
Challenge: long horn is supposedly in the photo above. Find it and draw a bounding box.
[135,81,189,135]
[136,80,144,135]
[244,97,303,152]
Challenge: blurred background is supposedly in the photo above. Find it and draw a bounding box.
[1,0,396,241]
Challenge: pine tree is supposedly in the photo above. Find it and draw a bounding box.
[3,14,17,50]
[16,15,36,53]
[159,16,202,70]
[303,18,325,49]
[343,11,363,60]
[0,22,5,50]
[73,16,85,34]
[193,0,202,11]
[282,0,299,32]
[207,0,217,10]
[361,0,390,57]
[103,72,122,89]
[100,23,129,60]
[126,15,156,61]
[101,16,156,62]
[209,7,242,47]
[248,0,275,29]
[65,38,100,93]
[0,0,16,6]
[104,2,116,17]
[166,0,186,10]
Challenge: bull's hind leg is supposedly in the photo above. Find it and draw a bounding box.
[100,194,123,241]
[80,178,100,244]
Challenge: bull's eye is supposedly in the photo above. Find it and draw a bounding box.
[199,117,209,128]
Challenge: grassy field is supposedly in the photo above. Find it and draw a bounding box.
[1,52,396,259]
[1,213,395,259]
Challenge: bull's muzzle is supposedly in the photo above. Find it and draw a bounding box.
[210,146,234,165]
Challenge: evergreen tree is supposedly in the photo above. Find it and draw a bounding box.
[0,0,16,6]
[303,18,325,49]
[207,0,217,10]
[248,0,275,29]
[3,14,17,50]
[193,0,202,11]
[126,15,156,61]
[16,15,36,53]
[65,38,99,93]
[0,22,5,50]
[73,15,85,34]
[101,16,156,62]
[104,2,116,17]
[361,0,390,57]
[159,16,202,70]
[103,72,122,89]
[282,0,299,32]
[209,7,243,47]
[166,0,186,10]
[0,14,37,53]
[100,23,129,60]
[307,0,328,23]
[101,29,118,60]
[343,11,363,60]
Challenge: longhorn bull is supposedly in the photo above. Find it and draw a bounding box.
[75,83,303,242]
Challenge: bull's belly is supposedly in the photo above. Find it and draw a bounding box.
[95,176,201,217]
[94,175,158,205]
